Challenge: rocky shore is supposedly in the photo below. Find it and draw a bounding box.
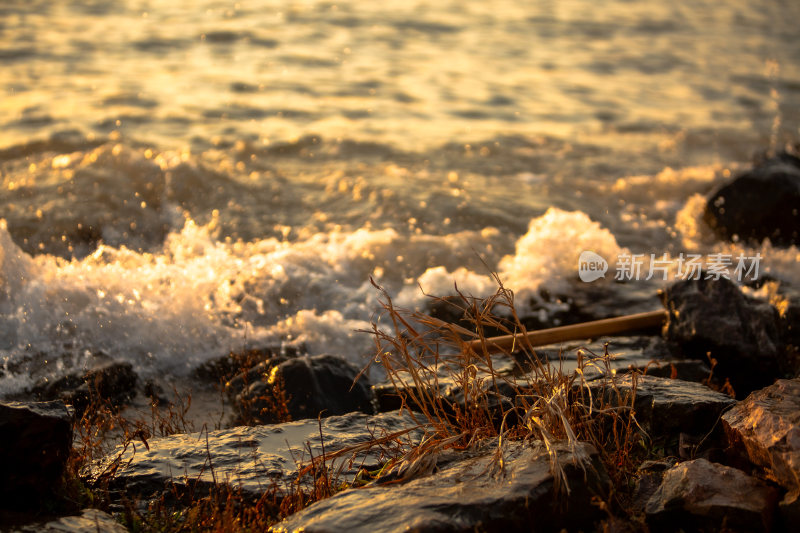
[1,154,800,532]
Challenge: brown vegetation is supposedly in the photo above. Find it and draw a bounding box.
[56,279,660,530]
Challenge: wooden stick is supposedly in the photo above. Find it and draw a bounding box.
[467,309,667,354]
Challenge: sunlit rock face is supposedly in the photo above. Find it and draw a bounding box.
[645,458,779,533]
[723,378,800,523]
[84,410,424,502]
[271,441,610,533]
[585,374,736,439]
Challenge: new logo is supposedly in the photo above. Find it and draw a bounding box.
[578,251,608,282]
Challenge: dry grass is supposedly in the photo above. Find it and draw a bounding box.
[364,275,647,498]
[59,355,314,531]
[55,278,653,530]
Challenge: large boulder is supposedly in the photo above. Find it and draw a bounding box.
[703,153,800,247]
[229,354,375,424]
[271,441,610,533]
[85,410,423,503]
[661,277,784,396]
[645,458,778,532]
[722,378,800,522]
[0,401,73,507]
[584,375,735,453]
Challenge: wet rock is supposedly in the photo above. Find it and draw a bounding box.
[773,287,800,352]
[230,354,375,424]
[546,284,665,325]
[11,508,127,533]
[373,380,440,413]
[33,360,138,414]
[85,410,423,502]
[372,360,518,415]
[373,336,673,414]
[271,441,610,533]
[532,335,673,379]
[629,460,677,516]
[645,458,778,532]
[0,401,72,507]
[661,277,784,396]
[704,153,800,247]
[585,375,736,440]
[722,378,800,522]
[639,359,711,383]
[784,298,800,353]
[194,345,302,383]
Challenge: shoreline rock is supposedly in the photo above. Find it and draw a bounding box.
[645,458,779,532]
[271,441,610,533]
[228,354,375,425]
[722,378,800,523]
[661,277,784,396]
[585,374,736,441]
[0,400,73,508]
[704,152,800,247]
[84,410,424,504]
[31,360,138,415]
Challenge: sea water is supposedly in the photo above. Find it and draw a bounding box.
[1,0,799,394]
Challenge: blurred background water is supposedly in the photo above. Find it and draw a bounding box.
[1,0,798,393]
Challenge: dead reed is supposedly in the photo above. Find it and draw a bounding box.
[57,278,652,530]
[364,275,647,497]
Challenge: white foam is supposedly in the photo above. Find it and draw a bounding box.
[498,208,624,296]
[5,195,791,396]
[396,208,626,309]
[0,214,504,393]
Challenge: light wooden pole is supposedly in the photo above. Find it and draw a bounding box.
[467,309,667,354]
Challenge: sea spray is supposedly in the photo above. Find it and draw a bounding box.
[0,206,643,394]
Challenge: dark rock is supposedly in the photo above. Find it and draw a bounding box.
[774,287,800,351]
[661,277,784,396]
[373,336,674,415]
[373,380,439,414]
[85,410,423,502]
[722,378,800,522]
[543,284,665,325]
[584,375,736,440]
[11,508,127,532]
[230,354,374,424]
[33,360,138,414]
[0,401,72,507]
[531,335,673,379]
[784,298,800,352]
[704,153,800,247]
[629,460,677,516]
[645,458,778,532]
[194,345,301,383]
[270,441,610,533]
[372,366,517,415]
[640,359,711,383]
